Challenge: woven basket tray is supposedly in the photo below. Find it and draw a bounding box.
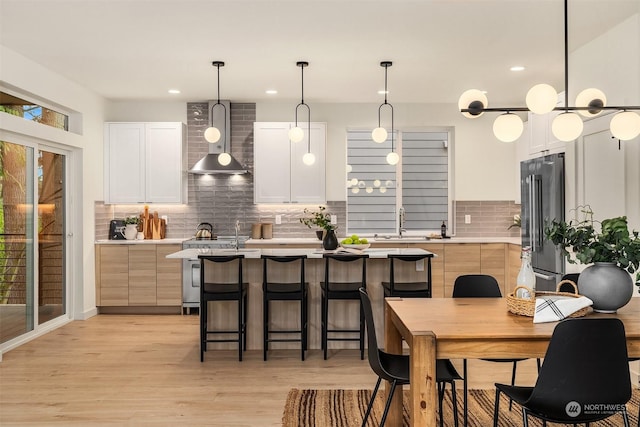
[506,280,590,318]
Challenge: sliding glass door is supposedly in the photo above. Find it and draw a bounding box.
[0,141,67,344]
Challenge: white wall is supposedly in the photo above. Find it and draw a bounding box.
[256,101,519,202]
[0,45,106,320]
[105,101,187,123]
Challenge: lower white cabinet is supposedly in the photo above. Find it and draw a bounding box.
[254,122,326,204]
[104,122,186,204]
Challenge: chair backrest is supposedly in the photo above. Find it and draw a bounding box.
[261,254,306,291]
[452,274,501,297]
[388,253,432,293]
[358,288,387,379]
[527,318,631,421]
[323,253,368,285]
[199,254,244,288]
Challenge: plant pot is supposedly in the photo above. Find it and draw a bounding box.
[578,262,633,313]
[322,229,338,250]
[124,224,138,240]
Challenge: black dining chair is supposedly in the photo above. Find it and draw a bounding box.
[261,254,309,361]
[359,288,461,427]
[198,254,248,362]
[452,274,540,425]
[493,318,632,427]
[382,253,433,298]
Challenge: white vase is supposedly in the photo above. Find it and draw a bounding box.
[578,262,633,313]
[124,224,138,240]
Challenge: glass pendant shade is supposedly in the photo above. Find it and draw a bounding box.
[204,126,221,143]
[302,152,316,165]
[552,112,584,142]
[218,152,232,166]
[493,113,524,143]
[458,89,488,118]
[610,111,640,141]
[372,127,388,143]
[289,126,304,143]
[575,88,607,117]
[386,151,399,165]
[526,84,558,114]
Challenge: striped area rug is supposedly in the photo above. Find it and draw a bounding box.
[282,388,639,427]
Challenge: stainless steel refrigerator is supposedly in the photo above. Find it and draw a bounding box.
[520,153,565,291]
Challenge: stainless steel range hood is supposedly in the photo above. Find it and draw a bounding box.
[189,100,247,174]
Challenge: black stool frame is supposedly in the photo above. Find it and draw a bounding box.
[382,253,433,298]
[199,254,248,362]
[262,254,309,361]
[321,253,368,360]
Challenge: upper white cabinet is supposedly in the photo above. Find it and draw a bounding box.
[254,122,326,204]
[104,122,186,204]
[527,92,566,156]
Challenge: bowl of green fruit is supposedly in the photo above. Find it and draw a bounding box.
[340,234,370,250]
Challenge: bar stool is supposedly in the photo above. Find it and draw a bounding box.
[321,253,368,360]
[262,254,309,361]
[198,254,248,362]
[382,253,433,298]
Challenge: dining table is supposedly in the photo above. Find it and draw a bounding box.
[383,296,640,427]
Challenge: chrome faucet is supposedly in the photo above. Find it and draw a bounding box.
[399,206,406,238]
[234,220,240,251]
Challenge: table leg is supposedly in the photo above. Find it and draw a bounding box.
[385,303,403,427]
[411,333,437,427]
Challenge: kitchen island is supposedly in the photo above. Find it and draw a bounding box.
[166,247,435,352]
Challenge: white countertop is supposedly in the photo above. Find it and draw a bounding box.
[95,238,187,245]
[246,236,521,245]
[166,247,436,261]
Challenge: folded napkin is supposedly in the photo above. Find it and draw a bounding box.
[533,296,593,323]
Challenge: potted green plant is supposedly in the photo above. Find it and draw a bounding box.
[124,216,140,240]
[299,206,338,249]
[544,206,640,312]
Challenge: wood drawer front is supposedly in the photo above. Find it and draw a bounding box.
[129,245,157,305]
[156,244,182,305]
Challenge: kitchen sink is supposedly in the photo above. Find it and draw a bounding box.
[373,235,431,241]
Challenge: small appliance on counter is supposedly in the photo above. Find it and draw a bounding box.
[108,220,126,240]
[195,222,214,240]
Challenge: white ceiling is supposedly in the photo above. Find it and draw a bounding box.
[1,0,638,106]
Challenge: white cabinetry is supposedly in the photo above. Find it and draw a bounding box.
[528,93,566,156]
[104,122,186,204]
[254,122,326,204]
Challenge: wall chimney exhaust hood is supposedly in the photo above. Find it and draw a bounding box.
[189,100,247,174]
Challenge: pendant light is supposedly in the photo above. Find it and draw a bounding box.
[290,61,315,165]
[458,0,640,142]
[203,61,232,165]
[189,60,247,174]
[372,61,398,165]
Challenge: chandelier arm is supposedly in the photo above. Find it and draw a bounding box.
[563,0,569,112]
[460,106,640,114]
[209,102,227,152]
[296,102,311,153]
[390,103,394,151]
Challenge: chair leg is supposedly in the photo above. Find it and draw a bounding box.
[522,407,529,427]
[359,299,365,360]
[622,404,631,427]
[451,381,459,427]
[438,383,444,427]
[463,359,468,427]
[300,297,305,361]
[238,296,243,362]
[492,388,501,427]
[536,358,541,372]
[243,292,248,351]
[380,380,398,427]
[508,360,517,410]
[263,295,268,362]
[362,377,382,427]
[200,300,207,362]
[322,292,328,360]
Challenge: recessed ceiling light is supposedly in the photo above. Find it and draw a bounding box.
[168,89,181,94]
[510,66,525,72]
[266,89,278,95]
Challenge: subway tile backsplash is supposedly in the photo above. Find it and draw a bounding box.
[95,102,519,241]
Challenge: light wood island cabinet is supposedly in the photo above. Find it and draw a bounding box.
[95,243,182,311]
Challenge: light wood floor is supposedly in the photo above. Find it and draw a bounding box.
[0,314,541,426]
